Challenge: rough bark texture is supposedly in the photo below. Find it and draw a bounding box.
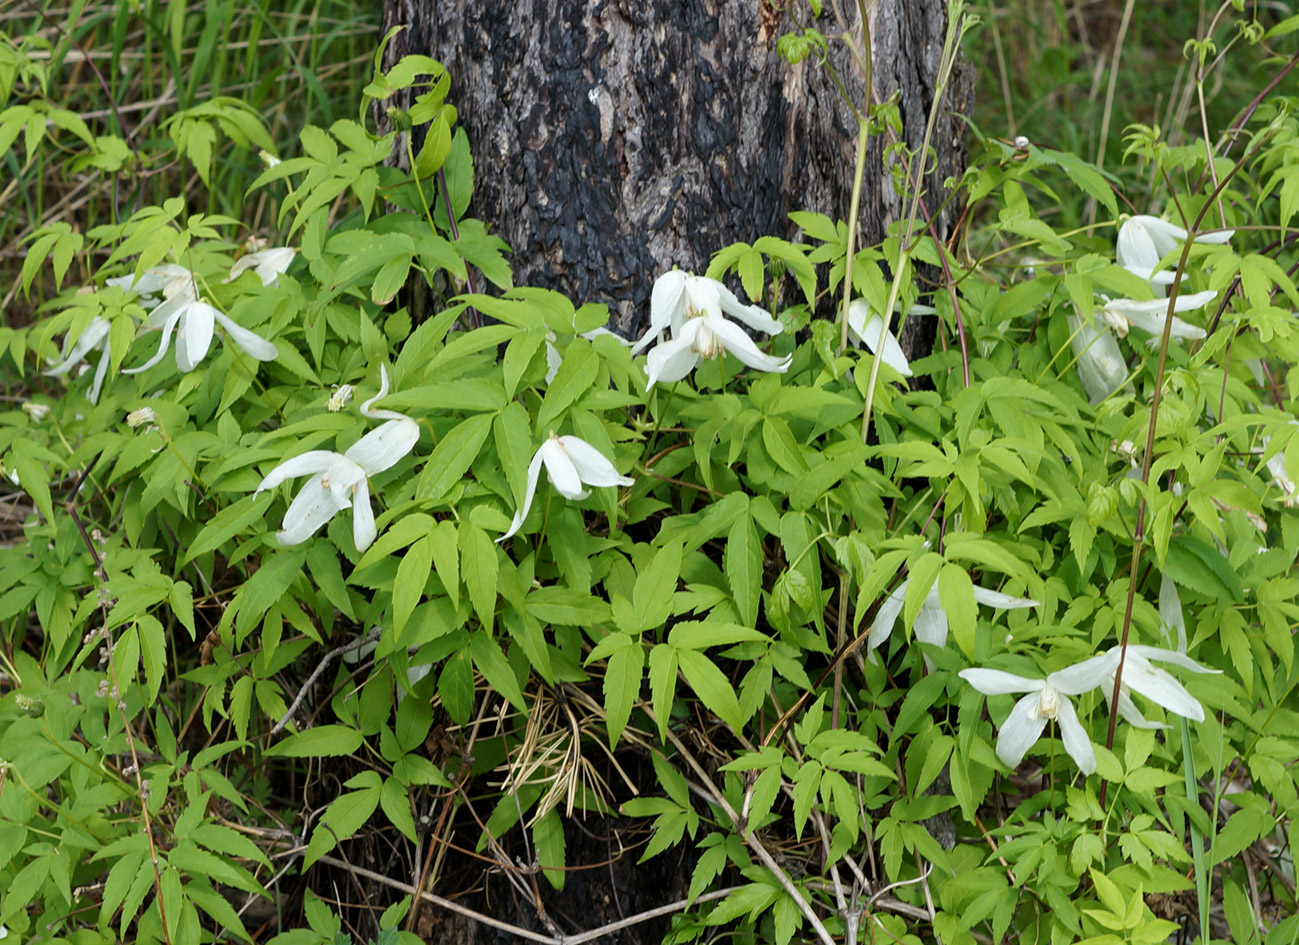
[380,0,972,355]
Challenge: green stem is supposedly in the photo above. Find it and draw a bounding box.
[838,118,871,358]
[1179,716,1210,945]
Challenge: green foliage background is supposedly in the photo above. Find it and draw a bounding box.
[1,3,1299,945]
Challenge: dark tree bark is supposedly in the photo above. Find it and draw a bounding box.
[380,0,972,355]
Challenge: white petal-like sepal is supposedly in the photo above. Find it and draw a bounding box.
[229,247,296,286]
[633,270,689,354]
[557,436,633,489]
[645,329,702,390]
[715,281,782,335]
[846,300,912,377]
[995,692,1050,768]
[1049,651,1120,695]
[175,302,216,372]
[971,586,1040,610]
[213,310,277,361]
[346,418,420,475]
[959,667,1041,696]
[867,584,907,650]
[1055,695,1097,775]
[541,437,585,500]
[44,318,111,378]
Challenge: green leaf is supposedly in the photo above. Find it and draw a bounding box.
[678,648,744,731]
[267,725,364,757]
[526,586,611,625]
[1164,535,1244,602]
[902,552,944,635]
[494,402,533,508]
[738,246,764,302]
[8,438,56,525]
[725,511,761,628]
[371,253,413,305]
[603,636,644,748]
[937,563,976,659]
[185,496,266,564]
[393,534,434,642]
[417,412,493,502]
[536,341,597,431]
[468,631,525,711]
[460,523,498,633]
[439,649,475,725]
[533,809,567,891]
[234,547,309,644]
[648,644,679,741]
[632,540,682,632]
[429,520,460,609]
[380,777,418,842]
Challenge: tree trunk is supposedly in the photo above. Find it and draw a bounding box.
[379,0,972,354]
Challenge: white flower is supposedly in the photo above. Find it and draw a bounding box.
[868,577,1039,665]
[21,402,50,422]
[43,316,112,403]
[105,263,191,303]
[960,651,1119,775]
[1068,312,1130,404]
[633,271,782,353]
[498,434,633,542]
[228,247,295,286]
[326,384,354,413]
[634,271,790,389]
[122,266,277,374]
[1097,291,1217,341]
[1260,422,1299,507]
[1107,644,1218,729]
[259,150,281,168]
[254,366,419,552]
[126,407,157,429]
[1116,215,1232,290]
[845,298,925,377]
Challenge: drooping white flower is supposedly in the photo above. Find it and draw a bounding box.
[43,317,112,402]
[1106,644,1218,729]
[498,434,633,542]
[1097,290,1217,341]
[1068,311,1130,405]
[1116,215,1232,290]
[633,271,782,353]
[960,651,1119,775]
[254,366,419,552]
[228,247,295,286]
[634,271,790,389]
[845,298,926,377]
[868,577,1039,663]
[121,265,277,374]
